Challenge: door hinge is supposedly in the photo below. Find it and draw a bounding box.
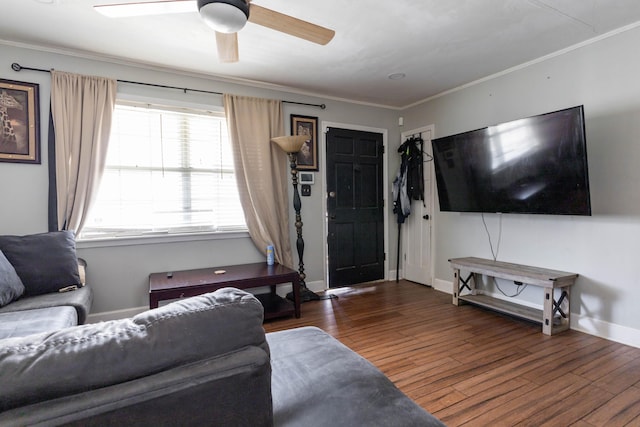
[384,253,386,261]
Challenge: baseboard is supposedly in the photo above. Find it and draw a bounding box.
[571,314,640,349]
[435,278,640,349]
[433,278,452,294]
[306,280,326,294]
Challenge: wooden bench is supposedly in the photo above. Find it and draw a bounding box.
[449,257,578,335]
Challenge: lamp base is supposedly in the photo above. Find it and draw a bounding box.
[287,286,321,302]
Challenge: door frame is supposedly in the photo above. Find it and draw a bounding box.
[400,125,436,286]
[321,121,389,288]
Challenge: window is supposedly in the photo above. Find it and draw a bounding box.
[80,101,246,239]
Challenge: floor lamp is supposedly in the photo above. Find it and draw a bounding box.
[271,135,320,302]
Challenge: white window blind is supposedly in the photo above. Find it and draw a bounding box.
[80,102,247,239]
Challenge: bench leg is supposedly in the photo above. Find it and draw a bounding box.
[543,287,571,335]
[453,268,460,305]
[543,287,554,335]
[453,269,475,306]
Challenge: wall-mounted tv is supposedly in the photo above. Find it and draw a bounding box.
[431,105,591,216]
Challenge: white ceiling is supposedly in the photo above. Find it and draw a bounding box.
[3,0,640,109]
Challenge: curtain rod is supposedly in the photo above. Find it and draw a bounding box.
[11,63,326,110]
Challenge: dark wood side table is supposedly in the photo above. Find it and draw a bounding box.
[149,262,300,320]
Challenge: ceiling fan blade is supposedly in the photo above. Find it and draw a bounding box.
[216,31,239,63]
[94,1,196,18]
[248,4,335,45]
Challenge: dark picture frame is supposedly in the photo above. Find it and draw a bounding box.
[0,78,40,164]
[290,114,318,171]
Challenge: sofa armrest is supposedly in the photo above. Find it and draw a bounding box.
[0,345,272,427]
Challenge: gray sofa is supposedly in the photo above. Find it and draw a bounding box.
[0,288,444,426]
[0,231,92,339]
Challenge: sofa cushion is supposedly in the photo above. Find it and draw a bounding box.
[0,231,81,296]
[0,250,24,307]
[0,285,93,325]
[0,306,77,339]
[268,326,445,427]
[0,288,267,412]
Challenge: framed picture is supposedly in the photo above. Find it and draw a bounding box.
[0,79,40,164]
[291,114,318,171]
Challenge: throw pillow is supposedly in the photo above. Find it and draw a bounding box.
[0,231,81,296]
[0,250,25,307]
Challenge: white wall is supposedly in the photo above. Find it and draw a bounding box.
[402,25,640,347]
[0,42,400,316]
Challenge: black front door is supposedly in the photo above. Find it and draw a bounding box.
[326,127,384,287]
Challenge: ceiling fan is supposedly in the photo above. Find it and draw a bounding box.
[94,0,335,63]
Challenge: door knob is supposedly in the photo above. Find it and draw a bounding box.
[329,191,336,198]
[423,214,430,220]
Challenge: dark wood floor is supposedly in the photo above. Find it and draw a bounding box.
[263,280,640,427]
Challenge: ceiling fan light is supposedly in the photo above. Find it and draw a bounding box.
[198,0,249,34]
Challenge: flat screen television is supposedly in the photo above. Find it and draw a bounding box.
[431,105,591,215]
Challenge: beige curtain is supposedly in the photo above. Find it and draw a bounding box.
[223,94,293,268]
[50,70,116,232]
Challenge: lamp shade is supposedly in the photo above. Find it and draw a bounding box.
[271,135,308,154]
[198,0,249,33]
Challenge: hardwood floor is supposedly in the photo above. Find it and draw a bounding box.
[263,280,640,426]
